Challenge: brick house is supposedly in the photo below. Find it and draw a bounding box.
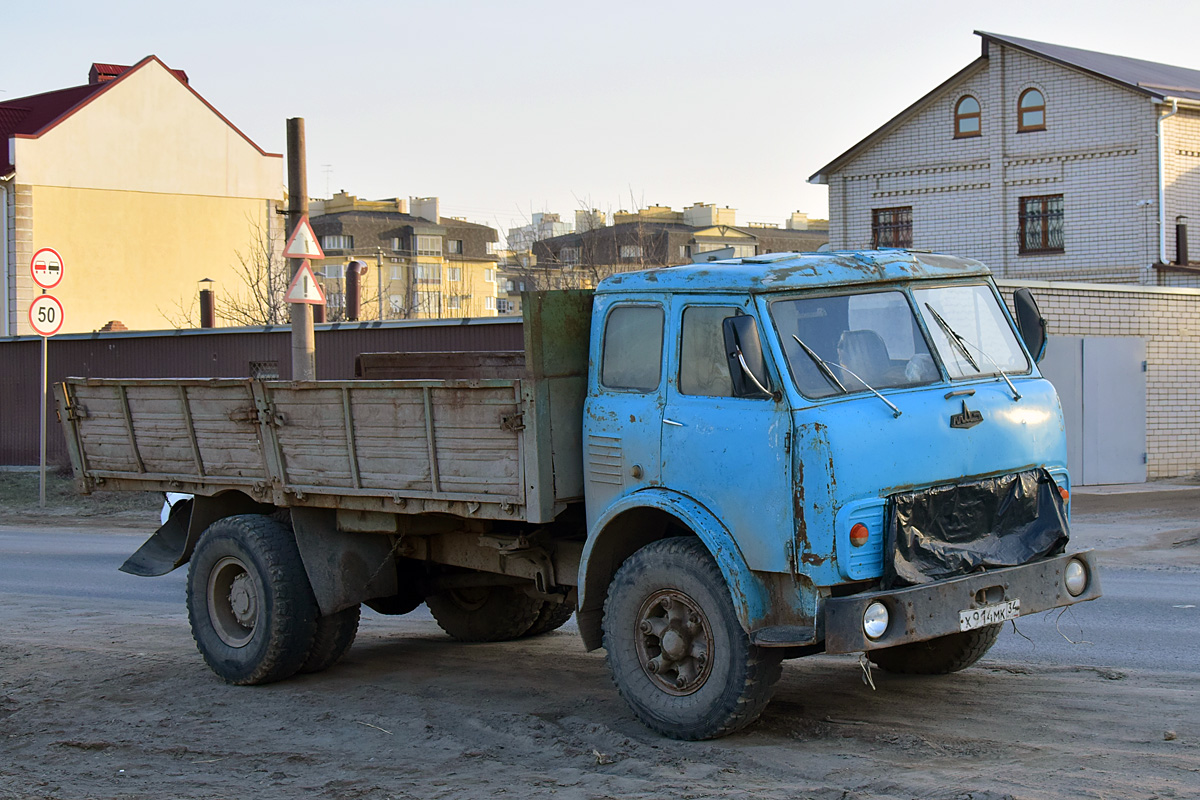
[809,32,1200,286]
[309,192,500,319]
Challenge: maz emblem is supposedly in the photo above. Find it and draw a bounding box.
[950,400,984,429]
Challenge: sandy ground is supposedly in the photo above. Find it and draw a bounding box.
[1,488,1198,800]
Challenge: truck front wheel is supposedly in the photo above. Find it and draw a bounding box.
[186,515,318,685]
[426,585,543,642]
[603,537,783,740]
[868,623,1003,674]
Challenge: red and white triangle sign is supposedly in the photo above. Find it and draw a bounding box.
[284,215,325,259]
[285,260,327,305]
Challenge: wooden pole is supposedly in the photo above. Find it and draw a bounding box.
[287,118,316,380]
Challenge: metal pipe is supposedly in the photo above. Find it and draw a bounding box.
[199,288,215,328]
[1157,98,1179,265]
[0,179,8,335]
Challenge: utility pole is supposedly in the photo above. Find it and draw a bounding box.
[287,118,316,380]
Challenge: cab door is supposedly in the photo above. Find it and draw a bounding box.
[659,297,794,573]
[582,298,667,532]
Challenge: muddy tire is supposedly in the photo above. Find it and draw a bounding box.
[426,585,543,642]
[603,537,783,740]
[868,624,1003,675]
[186,515,318,685]
[522,599,575,638]
[300,604,360,674]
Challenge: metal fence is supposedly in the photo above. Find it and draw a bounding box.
[1,318,523,466]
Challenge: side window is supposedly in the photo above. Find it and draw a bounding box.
[679,306,737,396]
[601,305,664,391]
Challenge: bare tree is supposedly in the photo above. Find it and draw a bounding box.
[217,215,290,327]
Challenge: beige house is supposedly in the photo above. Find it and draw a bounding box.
[1,57,283,334]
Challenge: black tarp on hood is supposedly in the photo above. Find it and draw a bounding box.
[883,469,1069,588]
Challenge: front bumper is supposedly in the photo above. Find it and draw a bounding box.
[823,550,1101,654]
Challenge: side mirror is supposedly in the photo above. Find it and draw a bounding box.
[722,315,774,399]
[1013,288,1048,363]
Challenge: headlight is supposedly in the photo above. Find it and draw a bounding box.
[863,601,889,639]
[1064,559,1088,597]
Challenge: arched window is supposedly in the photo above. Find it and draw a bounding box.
[1018,88,1046,132]
[954,95,981,138]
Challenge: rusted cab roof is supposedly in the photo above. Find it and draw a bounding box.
[596,250,992,295]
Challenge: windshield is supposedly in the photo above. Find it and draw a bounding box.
[771,291,940,399]
[913,284,1029,379]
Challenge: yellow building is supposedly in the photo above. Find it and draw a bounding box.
[310,192,500,320]
[1,57,283,334]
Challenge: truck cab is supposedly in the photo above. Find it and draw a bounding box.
[577,250,1098,738]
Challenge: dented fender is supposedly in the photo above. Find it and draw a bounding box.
[576,489,771,649]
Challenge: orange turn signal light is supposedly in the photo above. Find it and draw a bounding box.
[850,523,870,548]
[1058,486,1070,503]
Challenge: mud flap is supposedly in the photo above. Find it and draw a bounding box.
[119,498,194,577]
[291,507,399,616]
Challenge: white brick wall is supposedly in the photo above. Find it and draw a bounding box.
[827,44,1197,286]
[999,279,1200,479]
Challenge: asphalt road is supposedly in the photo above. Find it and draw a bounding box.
[1,525,1196,674]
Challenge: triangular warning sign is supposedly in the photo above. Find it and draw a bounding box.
[284,215,325,259]
[285,260,327,305]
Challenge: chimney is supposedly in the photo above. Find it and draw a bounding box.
[1176,216,1190,266]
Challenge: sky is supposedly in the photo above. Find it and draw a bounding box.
[9,0,1200,241]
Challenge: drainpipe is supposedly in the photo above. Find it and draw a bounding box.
[0,173,12,336]
[1156,98,1179,265]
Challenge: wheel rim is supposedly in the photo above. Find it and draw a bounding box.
[207,555,260,648]
[634,589,715,696]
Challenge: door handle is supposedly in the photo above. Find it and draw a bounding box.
[663,418,684,427]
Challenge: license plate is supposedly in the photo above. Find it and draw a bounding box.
[959,599,1021,632]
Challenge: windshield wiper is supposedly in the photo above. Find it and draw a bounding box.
[792,334,901,417]
[924,304,1022,401]
[792,334,848,394]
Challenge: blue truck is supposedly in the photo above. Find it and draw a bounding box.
[57,249,1100,740]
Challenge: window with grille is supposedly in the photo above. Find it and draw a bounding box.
[1019,195,1064,253]
[871,207,912,248]
[955,95,981,138]
[620,245,643,260]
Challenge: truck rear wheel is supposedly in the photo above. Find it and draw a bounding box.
[603,537,783,740]
[868,623,1003,674]
[300,604,360,674]
[186,515,318,685]
[426,585,543,642]
[522,599,575,637]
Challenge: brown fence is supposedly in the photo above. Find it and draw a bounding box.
[1,318,523,466]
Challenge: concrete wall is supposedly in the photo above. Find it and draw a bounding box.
[1000,279,1200,480]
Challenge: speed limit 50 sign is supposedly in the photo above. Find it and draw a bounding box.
[29,295,64,337]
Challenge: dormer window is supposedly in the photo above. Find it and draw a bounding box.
[954,95,981,138]
[1018,88,1046,132]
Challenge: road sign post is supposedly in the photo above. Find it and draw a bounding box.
[30,252,65,508]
